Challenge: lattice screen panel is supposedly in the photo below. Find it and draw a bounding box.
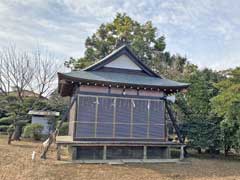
[96,97,114,137]
[75,96,96,137]
[75,95,165,140]
[115,98,131,137]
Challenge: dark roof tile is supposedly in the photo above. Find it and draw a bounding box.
[59,71,189,88]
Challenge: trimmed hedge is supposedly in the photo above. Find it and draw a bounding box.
[0,116,14,125]
[0,125,9,132]
[23,123,44,140]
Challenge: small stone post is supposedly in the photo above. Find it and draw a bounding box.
[143,146,147,160]
[180,145,184,160]
[71,146,77,160]
[103,145,107,160]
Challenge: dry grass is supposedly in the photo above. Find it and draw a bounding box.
[1,135,240,180]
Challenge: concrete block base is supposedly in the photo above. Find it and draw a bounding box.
[68,145,175,161]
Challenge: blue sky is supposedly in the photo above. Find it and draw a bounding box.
[0,0,240,70]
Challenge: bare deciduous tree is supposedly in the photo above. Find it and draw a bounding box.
[0,45,34,100]
[0,44,62,143]
[0,45,62,98]
[31,48,61,98]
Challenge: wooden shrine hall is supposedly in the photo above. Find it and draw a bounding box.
[56,45,189,163]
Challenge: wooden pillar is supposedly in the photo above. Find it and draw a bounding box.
[103,145,107,160]
[71,146,77,160]
[57,144,61,160]
[94,97,99,138]
[165,102,184,143]
[113,98,116,138]
[147,100,150,138]
[167,146,171,159]
[180,145,184,160]
[130,99,134,138]
[143,146,147,160]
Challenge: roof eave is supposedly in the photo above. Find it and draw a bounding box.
[58,72,189,90]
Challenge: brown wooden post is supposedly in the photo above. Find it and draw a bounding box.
[57,144,61,160]
[165,101,183,143]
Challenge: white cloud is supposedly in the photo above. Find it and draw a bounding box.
[0,0,240,70]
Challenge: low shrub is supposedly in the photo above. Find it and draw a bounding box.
[0,125,9,132]
[23,123,44,140]
[0,116,14,125]
[58,122,69,135]
[7,124,15,134]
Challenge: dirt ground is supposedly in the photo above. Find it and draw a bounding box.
[1,135,240,180]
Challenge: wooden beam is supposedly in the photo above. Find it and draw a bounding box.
[165,101,184,144]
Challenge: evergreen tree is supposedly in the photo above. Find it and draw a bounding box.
[176,68,223,153]
[211,67,240,155]
[64,13,187,78]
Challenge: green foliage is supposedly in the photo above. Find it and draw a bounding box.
[0,89,68,139]
[0,125,9,132]
[220,120,237,153]
[184,117,221,151]
[64,12,240,155]
[58,122,69,135]
[154,36,166,52]
[0,116,14,125]
[65,13,188,78]
[7,124,14,134]
[0,94,53,136]
[220,101,240,153]
[0,116,15,132]
[177,68,223,151]
[64,57,92,70]
[48,90,69,115]
[183,68,223,115]
[0,107,7,118]
[1,12,238,156]
[23,123,44,140]
[211,68,240,117]
[65,13,159,68]
[211,68,240,154]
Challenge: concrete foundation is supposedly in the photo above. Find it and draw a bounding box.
[56,136,184,163]
[71,145,171,161]
[71,159,180,164]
